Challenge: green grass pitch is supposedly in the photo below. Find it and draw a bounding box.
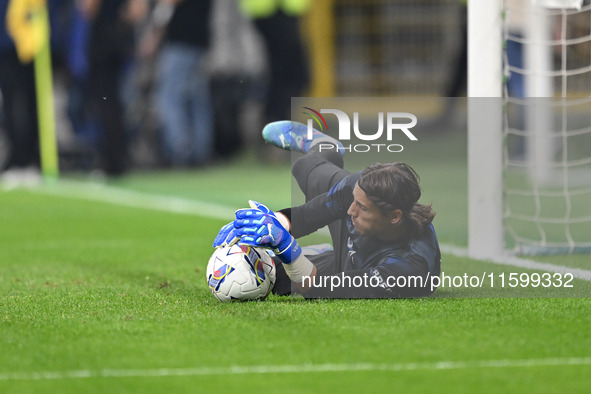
[1,132,590,393]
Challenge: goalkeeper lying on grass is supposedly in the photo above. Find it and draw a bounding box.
[213,121,441,298]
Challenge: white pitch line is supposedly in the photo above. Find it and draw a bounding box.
[12,179,236,220]
[0,357,590,381]
[9,179,591,281]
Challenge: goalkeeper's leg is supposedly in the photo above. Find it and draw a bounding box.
[271,149,351,294]
[292,147,346,202]
[292,149,350,272]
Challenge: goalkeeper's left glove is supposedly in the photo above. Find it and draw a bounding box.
[212,222,240,248]
[233,200,302,264]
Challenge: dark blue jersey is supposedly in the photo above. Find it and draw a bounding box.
[291,171,441,298]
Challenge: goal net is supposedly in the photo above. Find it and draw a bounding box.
[469,0,591,257]
[503,0,591,254]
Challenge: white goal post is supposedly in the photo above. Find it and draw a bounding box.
[468,0,504,259]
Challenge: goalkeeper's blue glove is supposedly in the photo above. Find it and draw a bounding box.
[233,200,302,264]
[212,222,240,248]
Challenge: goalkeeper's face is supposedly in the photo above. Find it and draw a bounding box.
[347,184,395,237]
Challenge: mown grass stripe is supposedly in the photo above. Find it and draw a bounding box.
[10,179,236,220]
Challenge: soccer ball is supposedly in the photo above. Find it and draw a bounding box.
[206,244,276,302]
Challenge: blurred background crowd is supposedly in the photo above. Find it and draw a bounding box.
[0,0,466,180]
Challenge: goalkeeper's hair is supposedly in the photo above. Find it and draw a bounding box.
[358,162,435,237]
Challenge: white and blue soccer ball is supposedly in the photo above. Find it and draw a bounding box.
[206,244,276,302]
